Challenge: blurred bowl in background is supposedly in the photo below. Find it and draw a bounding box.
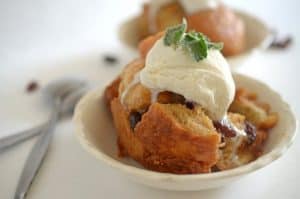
[118,10,274,68]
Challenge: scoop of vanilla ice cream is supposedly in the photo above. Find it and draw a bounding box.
[139,38,235,120]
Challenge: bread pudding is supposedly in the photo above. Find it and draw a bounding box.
[104,22,278,174]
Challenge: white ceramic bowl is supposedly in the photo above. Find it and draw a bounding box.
[118,10,273,68]
[73,73,297,191]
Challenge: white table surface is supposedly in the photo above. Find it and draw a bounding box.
[0,0,299,198]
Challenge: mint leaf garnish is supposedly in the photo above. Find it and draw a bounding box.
[182,32,208,61]
[163,19,187,48]
[207,42,224,50]
[163,19,223,61]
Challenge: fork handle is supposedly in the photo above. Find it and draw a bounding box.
[14,103,60,199]
[0,124,44,152]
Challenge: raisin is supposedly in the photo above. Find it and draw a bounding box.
[103,55,118,65]
[270,36,292,49]
[211,165,221,172]
[26,81,39,93]
[245,121,256,144]
[213,121,236,138]
[129,111,142,130]
[185,101,194,109]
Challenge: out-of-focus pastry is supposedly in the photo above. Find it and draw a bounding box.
[137,0,245,56]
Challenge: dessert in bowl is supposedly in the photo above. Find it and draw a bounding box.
[119,0,273,67]
[74,23,296,190]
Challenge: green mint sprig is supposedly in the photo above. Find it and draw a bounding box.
[163,19,223,62]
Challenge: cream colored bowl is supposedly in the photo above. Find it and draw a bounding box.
[118,10,273,68]
[73,73,297,191]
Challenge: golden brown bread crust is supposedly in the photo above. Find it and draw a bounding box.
[111,98,220,174]
[104,77,120,106]
[135,103,220,173]
[118,58,152,112]
[111,98,144,158]
[118,58,145,95]
[137,3,245,57]
[123,84,151,112]
[229,88,279,129]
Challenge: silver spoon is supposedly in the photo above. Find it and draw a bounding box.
[14,79,88,199]
[0,79,87,152]
[0,125,45,153]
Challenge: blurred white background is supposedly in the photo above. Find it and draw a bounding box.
[0,0,299,198]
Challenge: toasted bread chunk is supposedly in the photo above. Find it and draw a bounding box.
[111,98,144,158]
[119,58,145,95]
[216,113,268,170]
[135,103,220,173]
[117,59,151,112]
[229,88,278,129]
[104,77,120,105]
[123,83,151,112]
[111,98,221,174]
